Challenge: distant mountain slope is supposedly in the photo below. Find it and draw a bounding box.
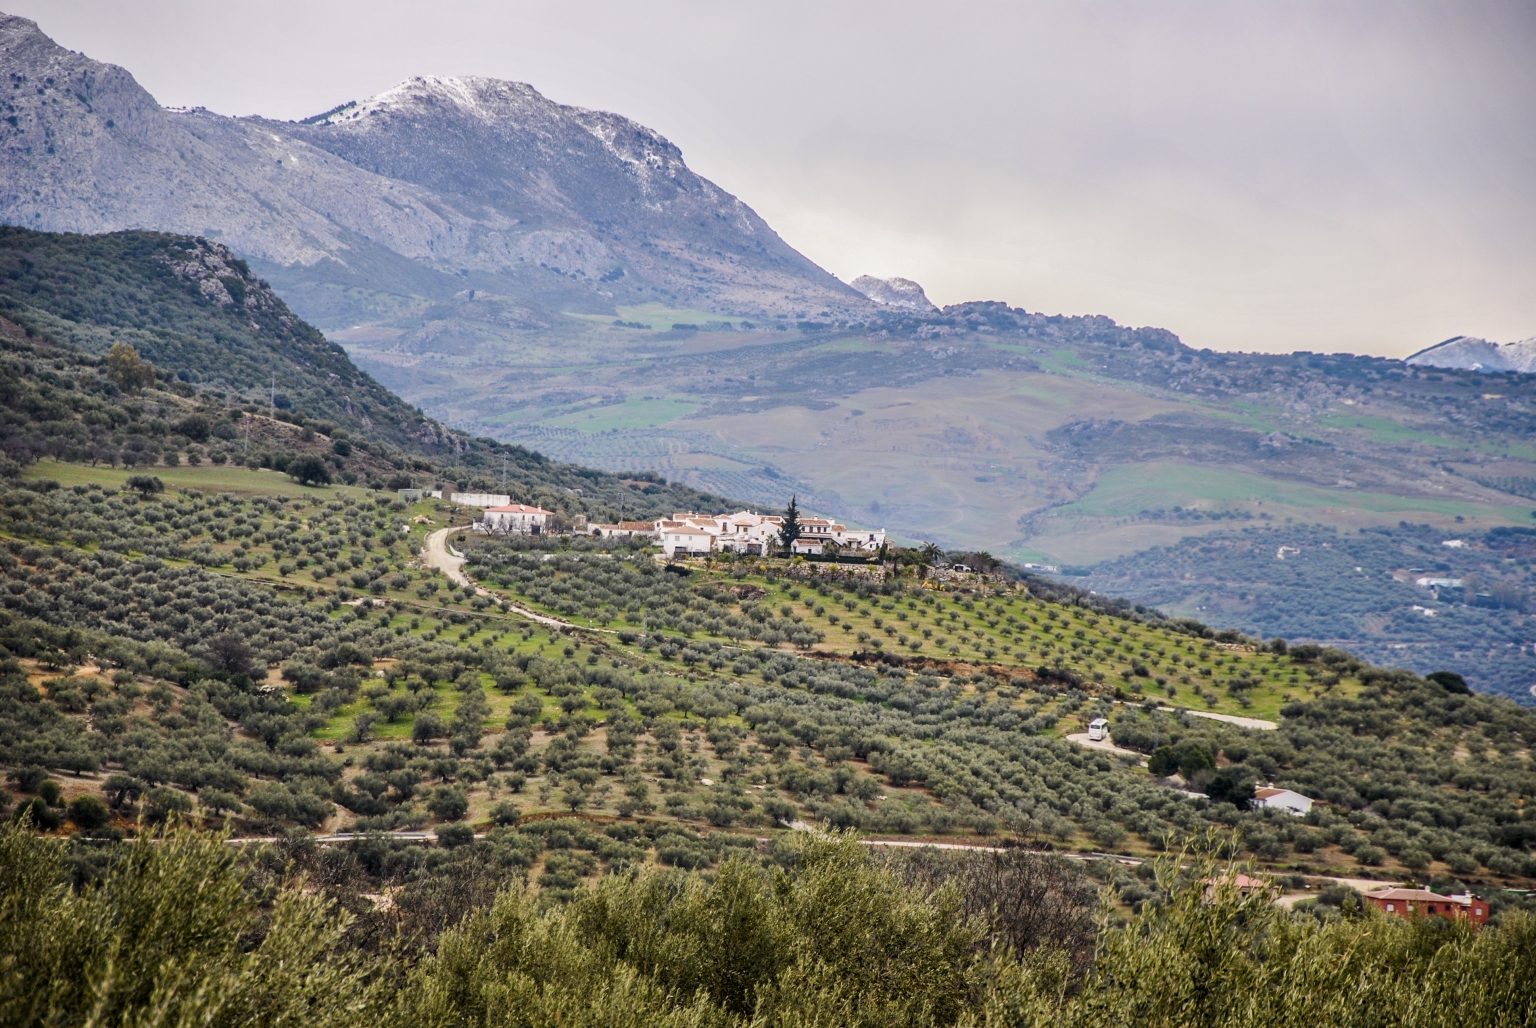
[0,13,869,325]
[1407,335,1536,373]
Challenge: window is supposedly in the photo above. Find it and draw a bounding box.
[1386,904,1395,912]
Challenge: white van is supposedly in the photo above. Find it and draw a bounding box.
[1087,718,1110,742]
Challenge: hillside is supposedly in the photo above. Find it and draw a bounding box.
[0,226,734,523]
[0,229,1534,1022]
[1080,522,1536,704]
[7,9,1536,702]
[0,235,1530,893]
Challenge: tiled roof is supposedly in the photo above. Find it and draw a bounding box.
[1366,888,1466,903]
[486,504,552,514]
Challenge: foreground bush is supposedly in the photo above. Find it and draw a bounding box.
[0,821,386,1028]
[3,823,1533,1027]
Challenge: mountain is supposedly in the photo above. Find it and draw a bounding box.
[1406,335,1536,374]
[0,13,870,327]
[849,275,937,311]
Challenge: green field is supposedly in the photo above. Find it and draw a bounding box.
[611,303,754,329]
[1055,461,1531,522]
[21,460,370,500]
[1315,413,1465,449]
[542,394,700,431]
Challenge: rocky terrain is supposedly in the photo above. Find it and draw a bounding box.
[850,275,937,310]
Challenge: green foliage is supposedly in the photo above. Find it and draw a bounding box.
[0,821,386,1027]
[404,832,986,1028]
[780,493,802,555]
[5,821,1536,1025]
[288,454,333,486]
[105,341,156,391]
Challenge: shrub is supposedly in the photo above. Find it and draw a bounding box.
[67,795,111,830]
[143,787,194,824]
[435,823,474,848]
[413,712,447,745]
[426,786,469,822]
[1355,844,1387,866]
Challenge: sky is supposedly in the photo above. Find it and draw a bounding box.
[11,1,1535,357]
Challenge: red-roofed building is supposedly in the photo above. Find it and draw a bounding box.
[1202,873,1277,902]
[1364,888,1488,927]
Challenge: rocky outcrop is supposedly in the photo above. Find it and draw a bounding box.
[850,275,937,311]
[1406,335,1536,373]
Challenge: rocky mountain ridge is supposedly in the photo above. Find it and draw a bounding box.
[0,13,869,323]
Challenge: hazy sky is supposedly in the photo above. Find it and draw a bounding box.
[12,1,1535,356]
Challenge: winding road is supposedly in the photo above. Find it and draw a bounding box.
[420,527,601,631]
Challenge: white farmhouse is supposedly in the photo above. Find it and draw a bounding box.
[649,509,884,558]
[790,517,886,555]
[659,524,716,557]
[481,503,553,535]
[1254,786,1313,815]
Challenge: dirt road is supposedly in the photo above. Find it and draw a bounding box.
[1159,707,1278,731]
[419,527,600,631]
[1065,732,1146,760]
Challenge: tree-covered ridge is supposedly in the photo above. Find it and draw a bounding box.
[0,227,428,449]
[0,227,736,521]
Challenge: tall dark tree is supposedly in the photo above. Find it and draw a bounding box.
[207,633,252,675]
[780,495,802,555]
[287,455,332,486]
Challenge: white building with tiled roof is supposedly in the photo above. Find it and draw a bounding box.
[653,509,884,557]
[481,503,553,535]
[1254,786,1313,815]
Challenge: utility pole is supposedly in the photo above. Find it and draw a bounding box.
[269,373,275,418]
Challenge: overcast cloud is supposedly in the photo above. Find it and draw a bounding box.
[12,0,1534,356]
